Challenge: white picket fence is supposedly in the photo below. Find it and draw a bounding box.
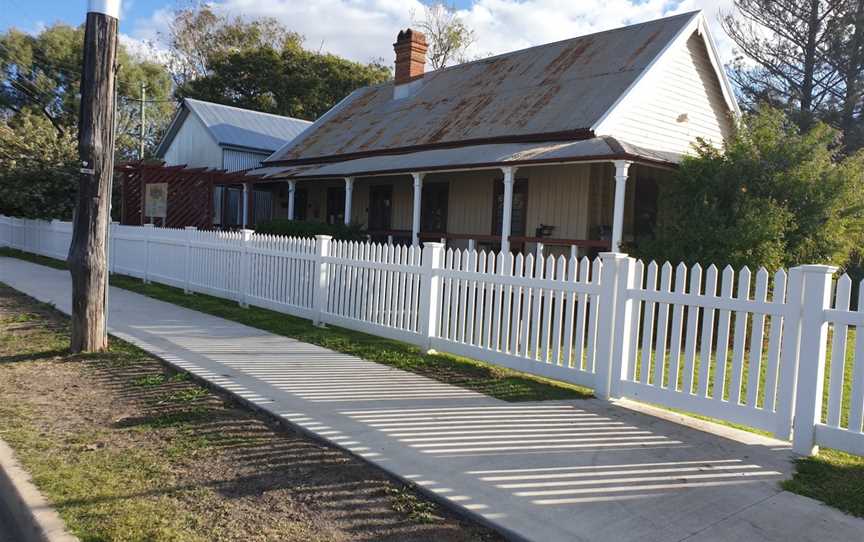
[1,215,863,457]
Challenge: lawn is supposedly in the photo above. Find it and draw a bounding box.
[0,282,500,542]
[0,247,592,402]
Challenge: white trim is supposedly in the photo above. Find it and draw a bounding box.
[592,11,738,134]
[695,17,741,117]
[88,0,121,19]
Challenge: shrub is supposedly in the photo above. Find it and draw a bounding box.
[255,219,368,241]
[634,107,864,271]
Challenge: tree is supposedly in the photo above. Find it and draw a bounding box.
[411,2,476,69]
[838,0,864,151]
[722,0,864,149]
[0,112,77,219]
[634,107,864,271]
[179,42,391,120]
[0,24,174,160]
[162,1,302,87]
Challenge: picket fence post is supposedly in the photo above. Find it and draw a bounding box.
[142,223,154,283]
[791,264,836,455]
[609,255,636,398]
[775,268,804,440]
[183,226,196,294]
[108,220,120,274]
[238,229,254,307]
[35,220,42,256]
[312,235,332,326]
[418,242,445,351]
[51,220,60,260]
[0,216,8,248]
[594,252,627,399]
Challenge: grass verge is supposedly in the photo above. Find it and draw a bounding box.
[782,449,864,518]
[6,247,864,518]
[0,282,500,541]
[0,247,590,401]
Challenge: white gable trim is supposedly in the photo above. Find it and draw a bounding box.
[695,17,741,117]
[591,12,738,135]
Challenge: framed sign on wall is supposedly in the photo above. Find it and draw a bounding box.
[145,183,168,220]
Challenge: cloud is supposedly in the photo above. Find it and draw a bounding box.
[129,0,738,67]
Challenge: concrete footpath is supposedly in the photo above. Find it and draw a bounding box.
[2,257,863,542]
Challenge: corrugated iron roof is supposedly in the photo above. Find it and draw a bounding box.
[267,12,698,165]
[255,136,679,180]
[156,99,313,157]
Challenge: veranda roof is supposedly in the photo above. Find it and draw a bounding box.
[248,136,680,180]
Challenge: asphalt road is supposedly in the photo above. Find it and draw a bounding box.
[0,504,20,542]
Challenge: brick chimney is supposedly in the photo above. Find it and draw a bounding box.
[393,29,428,85]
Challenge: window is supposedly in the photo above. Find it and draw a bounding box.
[294,188,308,221]
[493,179,529,237]
[326,187,345,225]
[212,186,224,225]
[421,182,449,233]
[368,185,393,231]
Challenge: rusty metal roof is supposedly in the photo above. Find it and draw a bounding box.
[266,12,698,165]
[254,136,679,180]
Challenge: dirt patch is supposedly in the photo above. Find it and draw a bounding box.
[0,284,501,542]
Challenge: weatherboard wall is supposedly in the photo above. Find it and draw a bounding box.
[161,111,223,169]
[599,32,734,155]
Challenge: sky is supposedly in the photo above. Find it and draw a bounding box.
[2,0,738,66]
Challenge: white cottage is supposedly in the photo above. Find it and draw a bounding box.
[155,98,311,226]
[246,11,738,256]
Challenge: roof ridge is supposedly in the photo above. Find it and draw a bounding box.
[394,10,701,84]
[184,97,313,124]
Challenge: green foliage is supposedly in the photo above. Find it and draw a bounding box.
[634,108,864,271]
[0,23,174,160]
[166,2,390,120]
[178,42,391,120]
[255,219,368,241]
[0,112,77,219]
[163,2,303,87]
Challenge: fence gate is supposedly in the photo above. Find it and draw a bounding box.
[613,260,800,439]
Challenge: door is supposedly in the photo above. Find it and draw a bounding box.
[368,185,393,232]
[326,187,345,225]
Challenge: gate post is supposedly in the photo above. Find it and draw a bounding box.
[312,235,332,326]
[791,264,836,455]
[183,226,196,294]
[418,241,445,351]
[594,252,627,399]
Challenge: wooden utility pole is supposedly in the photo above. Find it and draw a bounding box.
[68,0,120,353]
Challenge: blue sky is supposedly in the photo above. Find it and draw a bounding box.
[2,0,732,65]
[2,0,475,33]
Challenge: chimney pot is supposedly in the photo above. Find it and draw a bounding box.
[393,28,428,85]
